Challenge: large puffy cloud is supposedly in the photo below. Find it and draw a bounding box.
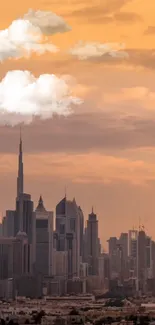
[0,20,58,62]
[0,9,71,61]
[0,70,82,125]
[69,41,129,60]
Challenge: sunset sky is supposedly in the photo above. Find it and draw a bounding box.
[0,0,155,249]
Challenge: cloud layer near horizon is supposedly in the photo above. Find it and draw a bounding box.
[1,111,155,154]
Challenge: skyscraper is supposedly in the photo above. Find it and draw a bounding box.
[4,131,24,238]
[119,233,128,280]
[107,237,117,276]
[138,230,147,293]
[146,236,152,279]
[34,196,54,276]
[85,208,99,276]
[17,129,24,199]
[14,132,35,273]
[55,196,82,278]
[0,236,29,279]
[128,230,138,280]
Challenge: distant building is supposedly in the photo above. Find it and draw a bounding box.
[55,196,83,278]
[13,131,35,273]
[85,208,99,276]
[34,195,54,276]
[128,230,138,280]
[0,223,2,237]
[138,230,147,293]
[119,233,128,279]
[0,234,29,280]
[146,236,152,279]
[5,210,15,237]
[14,274,42,298]
[53,250,68,277]
[107,237,118,278]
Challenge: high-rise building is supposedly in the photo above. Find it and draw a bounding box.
[17,129,24,199]
[151,240,155,278]
[146,236,152,279]
[3,132,34,250]
[138,230,147,293]
[2,216,7,236]
[55,196,82,278]
[13,133,35,273]
[78,206,84,262]
[53,251,68,277]
[119,233,128,280]
[119,233,128,263]
[5,210,15,237]
[128,230,138,279]
[98,253,110,290]
[108,237,118,278]
[85,208,99,276]
[0,235,29,279]
[34,196,54,276]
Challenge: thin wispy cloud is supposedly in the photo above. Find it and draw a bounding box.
[69,41,129,60]
[144,26,155,35]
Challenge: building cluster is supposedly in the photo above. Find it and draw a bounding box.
[0,136,155,299]
[0,135,103,299]
[107,229,155,296]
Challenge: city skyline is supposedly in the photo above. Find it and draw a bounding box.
[0,0,155,246]
[0,131,154,249]
[1,133,155,297]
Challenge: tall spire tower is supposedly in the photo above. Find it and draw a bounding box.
[17,127,24,198]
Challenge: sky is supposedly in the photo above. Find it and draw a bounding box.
[0,0,155,248]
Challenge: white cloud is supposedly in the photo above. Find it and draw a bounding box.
[23,9,71,35]
[69,41,129,60]
[0,10,71,61]
[0,70,82,125]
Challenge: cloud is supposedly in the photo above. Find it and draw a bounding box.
[66,48,155,71]
[2,112,155,155]
[0,70,82,125]
[23,9,71,35]
[103,87,155,110]
[66,0,134,22]
[0,9,71,61]
[89,11,142,24]
[69,41,129,60]
[144,26,155,35]
[68,0,133,17]
[114,12,142,23]
[0,151,152,186]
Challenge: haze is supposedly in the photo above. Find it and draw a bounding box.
[0,0,155,248]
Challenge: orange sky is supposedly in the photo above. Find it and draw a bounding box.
[0,0,155,248]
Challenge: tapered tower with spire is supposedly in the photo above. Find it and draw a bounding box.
[17,127,24,199]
